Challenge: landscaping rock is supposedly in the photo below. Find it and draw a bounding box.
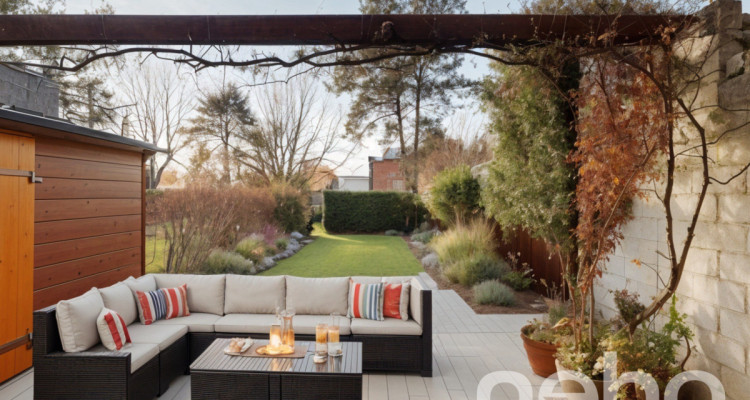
[411,241,426,250]
[421,253,440,269]
[287,239,301,252]
[290,231,305,240]
[301,239,314,245]
[282,249,295,258]
[262,257,276,269]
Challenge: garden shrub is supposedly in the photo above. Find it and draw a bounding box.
[410,230,436,244]
[430,219,496,266]
[443,253,510,286]
[201,249,255,275]
[323,191,428,233]
[235,236,269,263]
[384,229,403,236]
[275,238,289,251]
[502,269,535,291]
[428,165,481,226]
[272,184,310,233]
[473,280,516,306]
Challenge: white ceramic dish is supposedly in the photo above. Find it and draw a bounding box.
[223,338,254,355]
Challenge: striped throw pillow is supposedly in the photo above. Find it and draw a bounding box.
[96,308,131,351]
[135,288,167,325]
[348,282,384,321]
[163,284,190,319]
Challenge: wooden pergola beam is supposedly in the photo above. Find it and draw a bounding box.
[0,14,692,47]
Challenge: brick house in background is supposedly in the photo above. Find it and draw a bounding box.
[368,148,407,191]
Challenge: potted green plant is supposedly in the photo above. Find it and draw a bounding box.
[521,289,571,377]
[555,293,698,400]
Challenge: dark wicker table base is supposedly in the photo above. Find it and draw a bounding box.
[190,339,362,400]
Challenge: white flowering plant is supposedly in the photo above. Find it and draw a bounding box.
[556,296,693,398]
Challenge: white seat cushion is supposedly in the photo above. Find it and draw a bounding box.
[285,276,349,315]
[152,312,221,333]
[151,274,225,315]
[88,343,159,373]
[224,275,285,314]
[214,314,279,334]
[126,323,187,350]
[56,288,104,352]
[292,315,351,335]
[98,278,138,326]
[350,317,422,336]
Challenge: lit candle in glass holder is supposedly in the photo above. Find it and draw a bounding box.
[269,324,283,351]
[328,314,342,357]
[314,323,328,364]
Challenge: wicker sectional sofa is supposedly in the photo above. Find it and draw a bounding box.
[33,274,432,400]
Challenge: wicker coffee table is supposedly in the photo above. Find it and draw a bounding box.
[190,339,362,400]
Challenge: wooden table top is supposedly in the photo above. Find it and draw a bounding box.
[190,339,362,376]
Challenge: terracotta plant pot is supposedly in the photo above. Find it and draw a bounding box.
[520,325,558,378]
[555,359,609,400]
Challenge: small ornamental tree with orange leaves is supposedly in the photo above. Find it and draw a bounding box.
[568,56,668,347]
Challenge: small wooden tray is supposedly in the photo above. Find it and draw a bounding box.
[239,342,310,358]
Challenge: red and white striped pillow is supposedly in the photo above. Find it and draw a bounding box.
[96,308,131,351]
[163,284,190,320]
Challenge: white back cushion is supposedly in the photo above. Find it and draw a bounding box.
[409,277,425,325]
[125,274,157,294]
[56,288,104,352]
[152,274,225,315]
[285,276,349,315]
[98,278,138,325]
[224,275,286,314]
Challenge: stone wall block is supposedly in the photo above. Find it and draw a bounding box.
[684,248,720,276]
[726,51,746,77]
[694,223,748,252]
[720,309,750,342]
[718,194,750,223]
[718,280,747,313]
[671,193,717,222]
[700,330,746,372]
[721,365,750,400]
[692,275,720,305]
[706,165,748,195]
[720,252,750,284]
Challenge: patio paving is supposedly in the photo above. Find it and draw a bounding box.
[0,273,550,400]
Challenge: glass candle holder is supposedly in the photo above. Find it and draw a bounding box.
[314,323,328,364]
[327,325,342,357]
[269,324,283,353]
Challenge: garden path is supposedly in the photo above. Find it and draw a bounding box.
[0,273,552,400]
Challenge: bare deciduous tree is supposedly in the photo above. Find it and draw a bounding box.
[235,70,354,189]
[119,59,194,188]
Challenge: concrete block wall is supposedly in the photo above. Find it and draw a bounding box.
[0,65,59,117]
[594,2,750,398]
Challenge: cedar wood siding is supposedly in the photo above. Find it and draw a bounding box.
[33,137,144,309]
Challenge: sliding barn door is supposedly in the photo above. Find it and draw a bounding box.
[0,132,35,384]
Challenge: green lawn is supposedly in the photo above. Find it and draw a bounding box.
[145,235,167,274]
[260,225,424,277]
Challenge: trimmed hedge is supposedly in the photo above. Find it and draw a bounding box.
[323,191,429,233]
